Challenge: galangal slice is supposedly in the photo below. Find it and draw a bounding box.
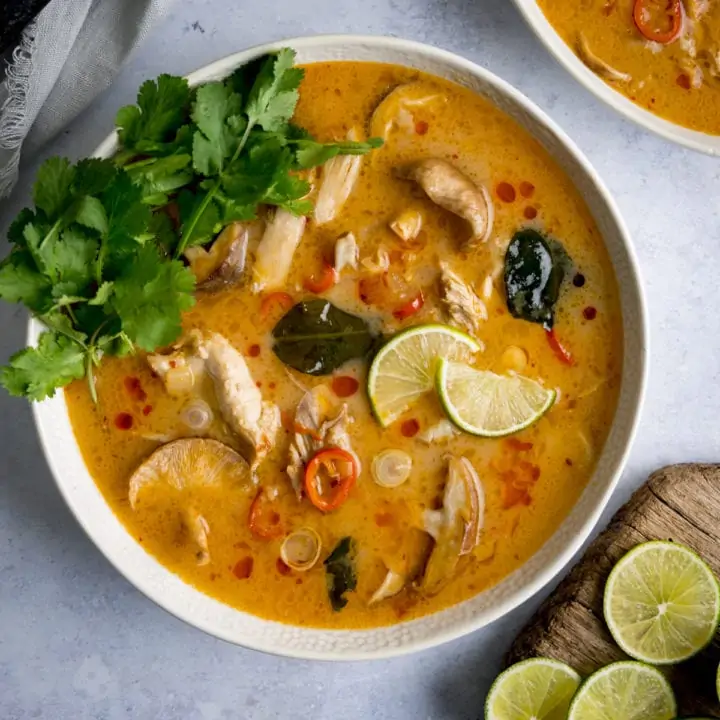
[129,438,250,565]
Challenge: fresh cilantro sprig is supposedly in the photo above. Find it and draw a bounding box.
[1,47,382,403]
[0,157,196,402]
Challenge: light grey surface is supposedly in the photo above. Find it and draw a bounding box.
[0,0,718,718]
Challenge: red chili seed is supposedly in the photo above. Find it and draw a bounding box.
[677,74,691,90]
[142,405,153,416]
[233,556,254,580]
[415,120,429,135]
[519,181,535,198]
[400,418,420,438]
[583,306,597,320]
[496,182,517,203]
[248,344,261,357]
[523,206,538,220]
[114,413,133,430]
[332,375,360,398]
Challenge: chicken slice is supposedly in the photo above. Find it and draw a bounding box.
[395,159,494,247]
[251,209,307,293]
[314,129,363,226]
[148,332,280,469]
[286,386,359,499]
[334,232,359,273]
[420,456,485,596]
[439,262,488,336]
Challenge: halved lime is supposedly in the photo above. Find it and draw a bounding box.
[568,662,676,720]
[603,541,720,665]
[485,657,581,720]
[436,359,555,437]
[367,324,481,427]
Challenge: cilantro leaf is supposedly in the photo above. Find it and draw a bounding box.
[89,282,114,306]
[125,153,193,205]
[33,158,75,219]
[0,251,52,312]
[245,49,304,132]
[148,211,177,254]
[177,188,222,248]
[116,74,191,150]
[73,158,118,196]
[7,208,37,246]
[75,196,109,235]
[41,227,98,297]
[112,244,196,350]
[293,137,384,169]
[0,331,86,400]
[191,82,244,176]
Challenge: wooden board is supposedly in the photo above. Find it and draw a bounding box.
[506,464,720,718]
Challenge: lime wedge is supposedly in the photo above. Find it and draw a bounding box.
[485,657,581,720]
[367,324,480,427]
[436,359,555,437]
[567,662,675,720]
[603,541,720,665]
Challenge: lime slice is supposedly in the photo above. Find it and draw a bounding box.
[568,662,676,720]
[367,324,480,426]
[485,657,581,720]
[717,662,720,703]
[603,541,720,665]
[436,359,555,437]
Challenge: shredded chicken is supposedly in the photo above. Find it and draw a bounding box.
[286,386,359,499]
[314,129,363,225]
[369,569,406,605]
[417,419,459,445]
[439,262,488,336]
[577,33,632,83]
[334,232,359,273]
[360,246,390,274]
[420,456,485,596]
[370,82,446,140]
[251,209,307,293]
[390,208,423,243]
[395,159,494,247]
[148,332,281,469]
[185,222,251,291]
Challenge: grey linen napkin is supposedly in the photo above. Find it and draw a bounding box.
[0,0,174,199]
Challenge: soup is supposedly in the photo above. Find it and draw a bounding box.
[48,59,625,629]
[538,0,720,135]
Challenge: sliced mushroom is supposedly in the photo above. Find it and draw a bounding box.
[439,262,488,337]
[390,209,423,244]
[420,456,485,596]
[286,386,359,499]
[370,82,445,140]
[129,438,250,565]
[280,528,322,571]
[185,222,251,291]
[369,568,406,605]
[251,209,307,293]
[577,33,632,83]
[395,159,494,247]
[314,128,363,226]
[334,232,359,273]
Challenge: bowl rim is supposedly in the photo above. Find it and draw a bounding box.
[29,33,649,660]
[510,0,720,156]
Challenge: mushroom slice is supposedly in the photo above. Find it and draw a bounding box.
[370,82,445,140]
[129,438,250,565]
[185,222,251,291]
[420,456,485,596]
[280,528,322,571]
[395,159,494,247]
[369,569,406,605]
[334,232,359,273]
[314,128,363,226]
[577,33,632,84]
[286,386,359,499]
[251,209,307,293]
[439,262,488,337]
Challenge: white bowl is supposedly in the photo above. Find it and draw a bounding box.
[30,35,648,660]
[511,0,720,155]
